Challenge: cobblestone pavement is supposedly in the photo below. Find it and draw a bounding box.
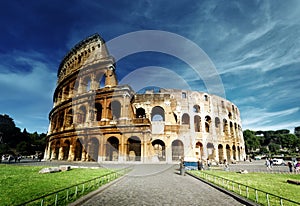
[76,164,246,206]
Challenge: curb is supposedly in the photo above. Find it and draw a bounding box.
[186,172,259,206]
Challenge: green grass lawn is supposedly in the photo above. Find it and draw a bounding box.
[0,164,113,206]
[190,170,300,205]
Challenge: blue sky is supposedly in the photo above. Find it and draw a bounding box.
[0,0,299,133]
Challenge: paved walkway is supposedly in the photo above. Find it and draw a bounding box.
[72,164,247,206]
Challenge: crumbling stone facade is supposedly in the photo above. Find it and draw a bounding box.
[44,34,246,163]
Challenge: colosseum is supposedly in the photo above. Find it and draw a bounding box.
[44,34,246,164]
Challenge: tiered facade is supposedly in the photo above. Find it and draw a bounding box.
[44,34,246,163]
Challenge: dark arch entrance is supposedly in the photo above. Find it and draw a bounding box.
[218,144,224,164]
[75,139,83,161]
[128,136,141,161]
[172,140,184,161]
[226,144,231,162]
[106,136,119,161]
[152,139,166,161]
[88,138,99,161]
[136,107,146,118]
[62,140,70,160]
[207,142,215,160]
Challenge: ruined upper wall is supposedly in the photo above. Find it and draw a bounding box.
[57,34,114,85]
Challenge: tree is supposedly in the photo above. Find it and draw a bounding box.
[243,130,260,153]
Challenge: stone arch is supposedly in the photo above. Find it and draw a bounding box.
[237,146,241,161]
[62,140,70,160]
[194,115,201,132]
[77,105,87,124]
[205,116,211,133]
[88,138,99,161]
[95,103,102,121]
[172,140,184,161]
[151,106,165,121]
[96,72,105,88]
[75,139,83,161]
[65,109,73,127]
[64,85,70,99]
[82,75,92,92]
[230,122,234,137]
[223,119,229,136]
[226,144,231,162]
[193,105,200,113]
[218,144,224,163]
[110,100,121,120]
[127,136,141,161]
[136,107,146,118]
[206,142,215,160]
[152,139,166,161]
[232,145,236,160]
[106,136,119,161]
[54,141,60,160]
[215,117,220,128]
[182,113,190,125]
[195,142,203,159]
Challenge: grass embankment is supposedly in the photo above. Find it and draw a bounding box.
[0,164,113,206]
[190,170,300,205]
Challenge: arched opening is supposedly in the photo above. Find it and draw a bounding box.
[54,141,60,160]
[97,72,105,88]
[218,144,224,164]
[223,119,229,136]
[237,146,241,161]
[232,145,236,160]
[215,117,220,129]
[82,76,92,92]
[152,139,166,161]
[194,115,201,132]
[95,103,102,121]
[58,112,64,129]
[182,113,190,125]
[207,142,215,160]
[62,140,70,160]
[136,107,146,118]
[205,116,211,133]
[106,136,119,161]
[230,122,234,137]
[88,138,99,161]
[151,106,165,121]
[77,106,87,124]
[172,140,184,161]
[66,109,73,127]
[110,101,121,120]
[75,139,83,161]
[195,142,203,159]
[64,85,70,99]
[127,136,141,161]
[193,105,200,113]
[226,144,231,162]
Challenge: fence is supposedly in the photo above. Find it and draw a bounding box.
[18,167,130,206]
[188,171,300,206]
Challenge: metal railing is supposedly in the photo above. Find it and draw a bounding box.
[188,171,300,206]
[18,167,130,206]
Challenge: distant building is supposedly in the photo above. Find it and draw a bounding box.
[44,34,246,163]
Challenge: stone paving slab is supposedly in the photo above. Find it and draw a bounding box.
[71,164,247,206]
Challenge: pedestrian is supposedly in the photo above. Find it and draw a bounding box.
[287,161,293,172]
[265,158,272,170]
[198,159,204,171]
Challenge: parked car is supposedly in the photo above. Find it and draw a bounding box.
[272,158,286,166]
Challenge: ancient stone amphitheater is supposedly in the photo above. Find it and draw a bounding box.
[44,34,246,164]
